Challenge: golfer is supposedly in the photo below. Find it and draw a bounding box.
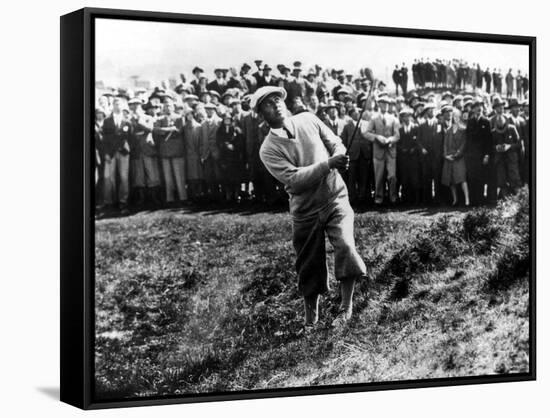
[252,86,367,327]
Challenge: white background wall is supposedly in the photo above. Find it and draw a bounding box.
[0,0,546,416]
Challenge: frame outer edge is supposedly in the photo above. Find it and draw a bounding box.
[75,8,536,410]
[60,8,87,410]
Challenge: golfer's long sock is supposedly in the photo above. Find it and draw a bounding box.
[304,295,319,325]
[340,279,356,318]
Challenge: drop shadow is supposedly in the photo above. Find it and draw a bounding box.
[36,386,60,400]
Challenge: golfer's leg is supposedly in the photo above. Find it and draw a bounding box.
[325,200,367,319]
[292,215,328,324]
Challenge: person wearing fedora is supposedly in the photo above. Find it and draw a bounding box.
[252,86,367,328]
[240,63,257,93]
[417,103,442,205]
[128,98,161,208]
[341,105,372,206]
[324,99,347,137]
[507,98,529,185]
[392,65,402,96]
[101,97,132,214]
[397,107,422,205]
[465,99,492,206]
[190,66,204,94]
[207,68,228,96]
[257,64,278,89]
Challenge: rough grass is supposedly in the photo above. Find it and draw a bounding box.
[94,188,531,399]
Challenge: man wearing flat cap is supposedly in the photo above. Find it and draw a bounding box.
[253,86,367,328]
[366,96,401,205]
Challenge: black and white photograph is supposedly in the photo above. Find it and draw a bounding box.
[91,13,533,403]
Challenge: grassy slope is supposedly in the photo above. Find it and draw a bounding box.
[94,190,530,399]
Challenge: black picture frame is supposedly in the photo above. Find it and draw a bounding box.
[60,7,536,410]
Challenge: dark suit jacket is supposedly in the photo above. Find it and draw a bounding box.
[392,69,401,84]
[508,115,528,145]
[398,124,421,156]
[129,114,157,159]
[102,114,132,158]
[206,79,228,96]
[341,119,371,161]
[418,118,442,167]
[154,114,185,158]
[466,116,492,157]
[256,75,279,89]
[325,117,347,138]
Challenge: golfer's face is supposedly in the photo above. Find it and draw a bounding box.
[260,94,286,124]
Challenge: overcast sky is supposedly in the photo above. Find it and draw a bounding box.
[96,18,529,88]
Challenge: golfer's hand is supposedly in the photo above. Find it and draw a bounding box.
[329,154,350,170]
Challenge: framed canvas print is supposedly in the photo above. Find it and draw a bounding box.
[60,7,536,410]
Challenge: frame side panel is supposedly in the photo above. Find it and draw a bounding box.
[60,8,86,410]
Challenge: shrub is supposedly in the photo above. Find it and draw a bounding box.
[380,233,444,279]
[462,209,499,254]
[486,188,530,291]
[486,239,529,291]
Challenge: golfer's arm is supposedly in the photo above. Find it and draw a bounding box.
[260,148,330,194]
[315,116,347,156]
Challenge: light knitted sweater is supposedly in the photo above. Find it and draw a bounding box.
[259,112,348,218]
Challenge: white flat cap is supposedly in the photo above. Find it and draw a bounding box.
[250,86,287,112]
